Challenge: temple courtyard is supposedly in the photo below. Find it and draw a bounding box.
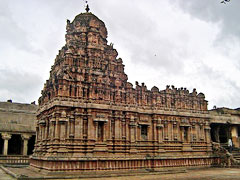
[1,166,240,180]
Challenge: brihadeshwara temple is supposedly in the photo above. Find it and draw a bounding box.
[30,7,222,171]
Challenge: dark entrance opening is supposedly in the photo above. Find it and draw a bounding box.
[27,135,36,155]
[98,122,104,142]
[210,124,218,142]
[8,134,22,155]
[141,125,148,140]
[0,134,3,155]
[184,127,188,142]
[219,125,228,143]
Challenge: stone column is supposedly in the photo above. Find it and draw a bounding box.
[129,121,137,153]
[152,119,157,142]
[94,121,98,140]
[103,121,107,141]
[69,115,75,138]
[163,121,168,140]
[129,117,136,143]
[74,113,83,139]
[157,124,163,143]
[50,117,56,140]
[205,127,211,143]
[87,111,94,140]
[173,122,177,141]
[1,133,11,155]
[180,126,184,142]
[21,134,31,156]
[115,118,120,140]
[55,118,60,141]
[231,126,239,148]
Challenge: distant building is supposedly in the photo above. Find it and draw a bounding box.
[0,101,37,164]
[210,107,240,148]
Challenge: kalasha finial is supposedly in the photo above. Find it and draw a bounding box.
[85,2,90,12]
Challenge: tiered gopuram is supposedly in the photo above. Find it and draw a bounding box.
[31,8,218,171]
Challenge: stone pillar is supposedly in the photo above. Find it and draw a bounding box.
[69,115,75,138]
[205,127,211,143]
[163,121,168,140]
[201,124,205,141]
[94,121,98,140]
[87,111,94,140]
[115,118,120,140]
[122,119,126,139]
[59,120,66,140]
[129,121,137,153]
[157,124,163,143]
[1,133,11,155]
[173,122,177,141]
[231,126,239,148]
[103,121,107,141]
[157,124,165,153]
[180,126,184,142]
[55,118,60,141]
[152,119,157,142]
[187,126,191,143]
[129,117,136,143]
[50,117,56,140]
[74,113,83,139]
[21,134,31,156]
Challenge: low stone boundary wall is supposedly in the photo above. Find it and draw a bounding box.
[0,155,29,165]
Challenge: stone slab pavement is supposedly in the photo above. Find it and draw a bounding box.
[76,168,240,180]
[0,168,15,180]
[1,166,240,180]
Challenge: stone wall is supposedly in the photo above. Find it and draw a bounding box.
[0,101,37,160]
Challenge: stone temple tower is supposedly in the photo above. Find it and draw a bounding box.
[31,8,216,171]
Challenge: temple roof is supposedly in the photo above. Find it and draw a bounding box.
[67,12,108,39]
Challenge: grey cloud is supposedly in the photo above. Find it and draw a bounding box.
[187,62,240,109]
[92,1,185,74]
[0,0,239,109]
[0,2,39,54]
[173,0,240,42]
[0,69,43,103]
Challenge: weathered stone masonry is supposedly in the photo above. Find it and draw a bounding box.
[30,10,219,171]
[0,101,37,164]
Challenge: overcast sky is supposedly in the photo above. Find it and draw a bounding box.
[0,0,240,109]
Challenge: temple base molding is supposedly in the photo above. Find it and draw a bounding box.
[30,156,220,171]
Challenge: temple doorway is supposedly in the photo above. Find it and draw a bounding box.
[0,134,3,155]
[27,135,35,155]
[210,124,218,142]
[210,123,230,143]
[184,127,188,142]
[8,134,22,155]
[219,125,229,143]
[97,122,104,142]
